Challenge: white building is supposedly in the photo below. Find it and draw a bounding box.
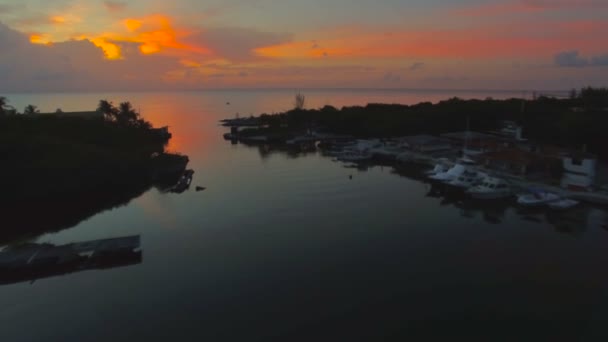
[561,153,597,191]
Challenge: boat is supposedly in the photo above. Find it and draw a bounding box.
[548,199,580,210]
[444,170,486,189]
[516,189,560,207]
[465,176,512,199]
[425,160,452,176]
[428,158,475,182]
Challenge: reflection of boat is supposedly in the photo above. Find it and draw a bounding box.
[0,235,142,286]
[517,190,560,207]
[337,152,372,162]
[548,199,580,210]
[466,176,512,199]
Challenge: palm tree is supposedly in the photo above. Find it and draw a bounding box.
[24,104,39,115]
[136,119,152,130]
[97,99,118,121]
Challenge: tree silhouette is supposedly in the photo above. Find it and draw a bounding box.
[97,99,152,129]
[294,92,305,110]
[117,101,139,126]
[0,96,8,116]
[24,104,39,115]
[97,99,118,121]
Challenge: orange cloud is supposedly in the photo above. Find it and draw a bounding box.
[29,33,52,45]
[50,16,66,25]
[57,14,210,60]
[256,20,608,60]
[89,38,122,59]
[108,15,209,57]
[124,19,143,32]
[255,41,333,59]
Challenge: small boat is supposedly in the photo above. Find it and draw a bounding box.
[465,176,512,199]
[548,199,580,210]
[516,189,560,207]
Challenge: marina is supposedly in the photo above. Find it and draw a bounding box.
[223,120,608,209]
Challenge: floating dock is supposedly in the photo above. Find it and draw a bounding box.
[0,235,141,285]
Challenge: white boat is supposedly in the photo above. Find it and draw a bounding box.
[548,199,580,210]
[425,159,452,176]
[465,176,512,199]
[516,190,560,207]
[428,158,475,182]
[445,170,486,189]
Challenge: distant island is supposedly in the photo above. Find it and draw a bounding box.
[225,87,608,160]
[0,97,189,242]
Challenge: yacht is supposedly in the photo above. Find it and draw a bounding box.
[465,176,512,199]
[425,158,452,176]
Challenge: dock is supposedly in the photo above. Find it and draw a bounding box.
[0,235,141,285]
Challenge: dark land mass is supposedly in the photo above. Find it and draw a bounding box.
[0,99,189,244]
[236,87,608,159]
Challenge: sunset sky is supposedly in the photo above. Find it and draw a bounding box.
[0,0,607,91]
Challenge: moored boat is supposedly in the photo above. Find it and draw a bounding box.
[428,158,475,183]
[465,176,512,199]
[425,159,452,176]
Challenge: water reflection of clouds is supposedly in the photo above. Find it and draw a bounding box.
[135,191,180,231]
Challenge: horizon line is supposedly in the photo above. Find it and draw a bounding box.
[0,87,575,96]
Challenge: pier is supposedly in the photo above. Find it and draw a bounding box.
[0,235,141,285]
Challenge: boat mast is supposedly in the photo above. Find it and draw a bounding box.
[464,115,471,157]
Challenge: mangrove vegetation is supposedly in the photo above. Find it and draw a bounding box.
[0,97,190,241]
[242,87,608,159]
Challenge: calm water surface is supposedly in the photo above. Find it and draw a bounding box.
[2,89,608,341]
